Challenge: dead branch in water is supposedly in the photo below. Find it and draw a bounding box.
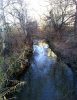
[0,80,26,100]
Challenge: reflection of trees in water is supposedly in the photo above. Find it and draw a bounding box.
[18,43,76,100]
[23,64,46,100]
[51,61,76,100]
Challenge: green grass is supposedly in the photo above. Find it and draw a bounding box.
[0,71,5,91]
[0,56,3,65]
[0,56,6,92]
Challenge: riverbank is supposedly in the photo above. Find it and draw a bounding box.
[46,34,77,74]
[17,40,77,100]
[0,44,33,100]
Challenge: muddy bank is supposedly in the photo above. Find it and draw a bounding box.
[47,39,77,74]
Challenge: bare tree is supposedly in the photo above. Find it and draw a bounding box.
[0,0,6,51]
[0,0,12,53]
[73,0,77,34]
[9,0,27,36]
[46,0,75,32]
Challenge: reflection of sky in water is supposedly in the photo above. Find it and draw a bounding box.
[18,42,76,100]
[32,44,56,77]
[33,45,48,55]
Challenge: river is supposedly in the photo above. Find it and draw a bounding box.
[17,40,77,100]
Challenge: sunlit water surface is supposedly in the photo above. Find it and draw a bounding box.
[18,41,77,100]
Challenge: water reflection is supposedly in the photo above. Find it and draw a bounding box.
[18,41,76,100]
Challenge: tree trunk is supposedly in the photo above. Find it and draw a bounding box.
[0,0,9,73]
[74,0,77,34]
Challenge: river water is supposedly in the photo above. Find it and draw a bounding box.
[18,41,77,100]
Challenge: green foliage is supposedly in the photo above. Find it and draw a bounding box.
[0,67,5,87]
[6,55,21,77]
[6,46,32,76]
[8,61,21,76]
[0,56,6,91]
[0,56,3,66]
[0,40,3,86]
[0,44,32,99]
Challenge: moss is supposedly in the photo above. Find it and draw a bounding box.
[0,45,32,99]
[0,68,5,86]
[0,96,3,100]
[0,55,5,88]
[7,60,21,77]
[0,56,3,66]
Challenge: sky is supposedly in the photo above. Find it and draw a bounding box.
[26,0,50,24]
[1,0,75,26]
[26,0,75,26]
[1,0,50,26]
